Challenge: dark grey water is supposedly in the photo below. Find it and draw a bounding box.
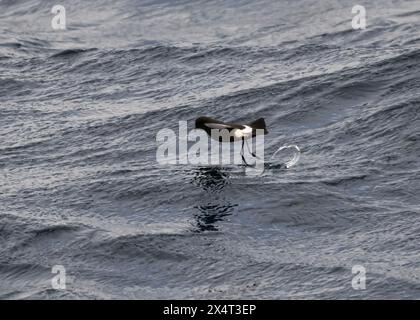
[1,0,420,299]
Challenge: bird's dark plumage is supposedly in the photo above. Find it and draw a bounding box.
[195,116,268,142]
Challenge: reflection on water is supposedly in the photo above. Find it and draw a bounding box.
[191,167,238,232]
[194,203,237,232]
[192,166,229,192]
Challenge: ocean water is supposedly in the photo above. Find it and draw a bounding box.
[1,0,420,299]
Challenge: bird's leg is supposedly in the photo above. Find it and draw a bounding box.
[245,139,257,158]
[245,139,262,160]
[241,138,250,166]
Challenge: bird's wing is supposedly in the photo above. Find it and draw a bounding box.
[204,123,244,130]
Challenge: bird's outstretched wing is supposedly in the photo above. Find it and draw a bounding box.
[204,123,244,130]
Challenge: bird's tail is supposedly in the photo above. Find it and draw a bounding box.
[248,118,268,134]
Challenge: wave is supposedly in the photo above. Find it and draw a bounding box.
[1,0,420,299]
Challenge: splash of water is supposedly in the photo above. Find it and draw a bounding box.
[270,145,301,168]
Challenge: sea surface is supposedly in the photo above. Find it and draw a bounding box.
[1,0,420,299]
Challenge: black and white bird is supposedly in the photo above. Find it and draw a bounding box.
[195,116,268,165]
